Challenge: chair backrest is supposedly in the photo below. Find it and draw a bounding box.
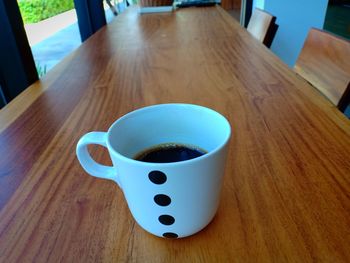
[247,8,277,47]
[294,28,350,112]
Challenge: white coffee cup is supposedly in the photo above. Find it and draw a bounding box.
[76,104,231,238]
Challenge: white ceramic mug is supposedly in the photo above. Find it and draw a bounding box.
[76,104,231,238]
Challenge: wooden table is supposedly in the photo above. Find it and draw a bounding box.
[1,6,350,262]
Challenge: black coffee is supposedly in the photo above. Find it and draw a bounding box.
[134,143,207,163]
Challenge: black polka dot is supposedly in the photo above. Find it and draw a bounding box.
[148,171,167,184]
[154,194,171,206]
[163,232,178,238]
[158,214,175,225]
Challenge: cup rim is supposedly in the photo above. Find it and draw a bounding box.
[106,103,231,166]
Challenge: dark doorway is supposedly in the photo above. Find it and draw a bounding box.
[323,0,350,40]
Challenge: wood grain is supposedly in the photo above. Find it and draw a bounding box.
[0,52,76,133]
[221,0,241,10]
[247,8,276,45]
[0,6,349,263]
[294,28,350,112]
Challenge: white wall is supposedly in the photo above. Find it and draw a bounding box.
[263,0,328,67]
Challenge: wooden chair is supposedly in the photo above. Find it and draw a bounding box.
[106,0,118,15]
[294,28,350,112]
[247,8,277,48]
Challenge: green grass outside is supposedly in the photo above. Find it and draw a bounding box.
[18,0,74,24]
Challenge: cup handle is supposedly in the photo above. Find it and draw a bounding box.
[76,131,121,187]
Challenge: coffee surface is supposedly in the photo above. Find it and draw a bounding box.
[135,143,207,163]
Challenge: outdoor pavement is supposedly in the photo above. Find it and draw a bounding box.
[25,5,122,73]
